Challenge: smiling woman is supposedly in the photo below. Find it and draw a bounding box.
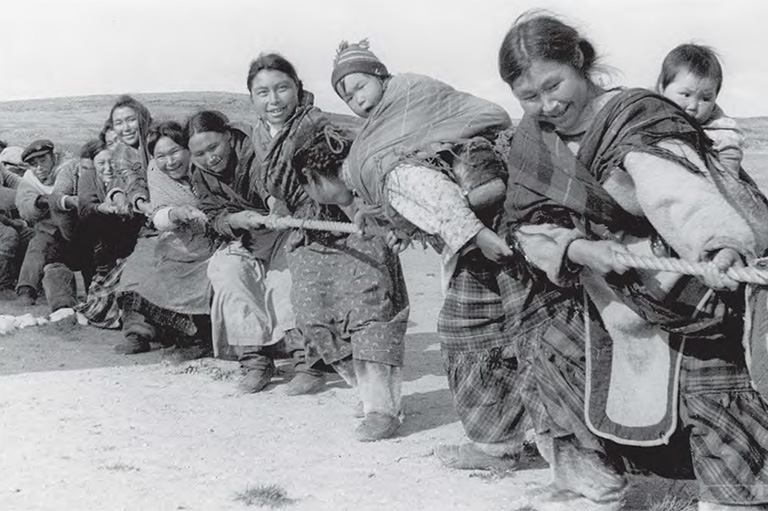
[186,110,300,393]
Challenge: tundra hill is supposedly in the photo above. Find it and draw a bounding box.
[0,91,359,153]
[0,91,765,153]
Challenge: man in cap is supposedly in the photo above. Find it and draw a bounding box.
[14,139,78,307]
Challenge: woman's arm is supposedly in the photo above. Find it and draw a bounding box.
[384,164,512,261]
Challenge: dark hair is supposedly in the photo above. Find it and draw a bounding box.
[0,140,8,153]
[109,95,153,139]
[292,127,351,185]
[147,121,185,156]
[657,44,723,93]
[183,110,231,147]
[499,12,598,87]
[80,139,106,160]
[246,53,304,99]
[98,118,114,145]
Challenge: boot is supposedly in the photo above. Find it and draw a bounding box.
[284,369,326,396]
[16,285,36,306]
[355,412,400,442]
[42,263,77,312]
[114,332,151,354]
[434,443,520,471]
[237,357,276,394]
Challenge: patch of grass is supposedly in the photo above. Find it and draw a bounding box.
[233,484,295,509]
[103,462,140,472]
[646,494,697,511]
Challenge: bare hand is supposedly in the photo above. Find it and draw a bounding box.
[567,239,630,276]
[170,205,206,225]
[226,211,267,231]
[699,248,743,291]
[64,196,79,210]
[97,202,118,215]
[112,193,132,216]
[474,228,514,262]
[385,230,411,253]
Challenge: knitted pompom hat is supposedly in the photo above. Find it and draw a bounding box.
[331,39,389,98]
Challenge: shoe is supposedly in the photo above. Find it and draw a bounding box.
[354,412,400,442]
[114,333,151,355]
[284,370,326,396]
[433,443,520,471]
[526,485,623,511]
[17,286,36,306]
[237,361,276,393]
[163,344,213,364]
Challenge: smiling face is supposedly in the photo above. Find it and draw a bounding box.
[153,136,190,180]
[188,131,231,175]
[112,106,141,147]
[249,69,300,129]
[660,69,718,124]
[93,149,112,180]
[339,73,385,118]
[510,59,594,133]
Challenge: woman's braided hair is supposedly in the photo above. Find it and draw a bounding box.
[293,124,352,185]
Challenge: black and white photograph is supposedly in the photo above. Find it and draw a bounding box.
[1,1,767,510]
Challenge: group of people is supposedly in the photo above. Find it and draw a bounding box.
[0,11,766,510]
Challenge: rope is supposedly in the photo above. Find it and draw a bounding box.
[243,213,768,285]
[614,252,768,285]
[244,212,362,234]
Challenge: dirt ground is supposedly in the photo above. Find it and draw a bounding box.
[4,151,767,511]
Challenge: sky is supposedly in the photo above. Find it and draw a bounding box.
[1,0,766,118]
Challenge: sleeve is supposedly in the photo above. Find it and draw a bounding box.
[515,223,584,286]
[109,143,148,208]
[384,164,484,259]
[77,166,103,218]
[624,139,757,261]
[15,180,47,223]
[49,164,77,214]
[1,166,22,189]
[191,169,239,240]
[152,207,174,231]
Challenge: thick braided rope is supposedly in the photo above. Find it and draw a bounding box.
[243,213,768,284]
[614,252,768,285]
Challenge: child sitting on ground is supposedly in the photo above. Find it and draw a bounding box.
[657,43,745,176]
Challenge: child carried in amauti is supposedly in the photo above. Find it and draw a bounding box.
[314,39,543,470]
[657,43,745,176]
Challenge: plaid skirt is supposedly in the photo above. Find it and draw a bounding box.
[530,296,768,505]
[438,251,563,444]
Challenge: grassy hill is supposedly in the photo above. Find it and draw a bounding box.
[0,91,766,154]
[0,92,359,154]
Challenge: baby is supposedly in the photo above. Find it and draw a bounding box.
[657,43,745,176]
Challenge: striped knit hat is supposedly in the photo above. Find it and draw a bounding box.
[331,39,389,97]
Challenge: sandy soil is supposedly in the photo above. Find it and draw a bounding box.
[5,150,768,511]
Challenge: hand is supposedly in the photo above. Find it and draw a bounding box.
[285,229,306,252]
[96,202,118,214]
[699,248,742,291]
[226,211,267,231]
[112,193,132,216]
[135,198,152,216]
[63,196,79,210]
[170,205,206,225]
[567,239,630,276]
[474,227,514,262]
[386,230,411,253]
